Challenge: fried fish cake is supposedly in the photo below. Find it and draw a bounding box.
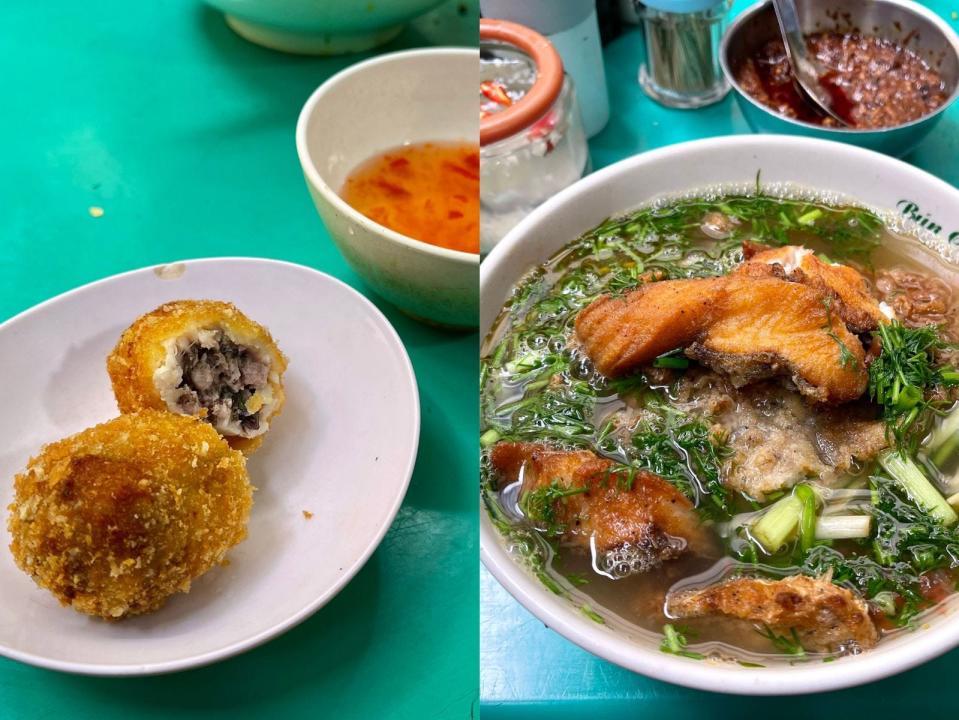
[107,300,288,453]
[7,411,252,619]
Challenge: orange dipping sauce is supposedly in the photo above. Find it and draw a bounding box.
[340,142,480,254]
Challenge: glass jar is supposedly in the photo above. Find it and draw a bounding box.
[480,19,590,255]
[637,0,731,108]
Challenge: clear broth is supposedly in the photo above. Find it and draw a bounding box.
[481,191,959,663]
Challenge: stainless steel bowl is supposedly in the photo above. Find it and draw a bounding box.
[720,0,959,157]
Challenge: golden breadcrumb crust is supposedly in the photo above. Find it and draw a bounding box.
[106,300,288,454]
[7,411,253,619]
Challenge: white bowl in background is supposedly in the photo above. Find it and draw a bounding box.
[203,0,447,55]
[481,135,959,695]
[297,48,478,329]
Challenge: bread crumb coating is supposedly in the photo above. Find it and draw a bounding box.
[7,411,252,619]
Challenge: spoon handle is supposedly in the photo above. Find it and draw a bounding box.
[771,0,815,77]
[771,0,850,125]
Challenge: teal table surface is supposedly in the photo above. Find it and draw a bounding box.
[481,0,959,715]
[0,2,478,719]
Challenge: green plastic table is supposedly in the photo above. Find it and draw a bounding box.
[481,0,959,716]
[0,2,478,718]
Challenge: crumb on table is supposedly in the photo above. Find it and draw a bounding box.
[89,206,104,218]
[302,510,314,520]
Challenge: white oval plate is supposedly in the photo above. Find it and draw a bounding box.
[0,257,419,675]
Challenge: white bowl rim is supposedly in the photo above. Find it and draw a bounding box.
[0,256,420,676]
[480,134,959,695]
[295,47,480,267]
[720,0,959,135]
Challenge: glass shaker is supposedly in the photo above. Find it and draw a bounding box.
[636,0,731,108]
[480,18,591,256]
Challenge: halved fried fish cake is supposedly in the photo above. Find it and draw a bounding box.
[108,300,288,453]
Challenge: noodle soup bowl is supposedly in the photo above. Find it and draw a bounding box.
[481,135,959,694]
[296,48,478,329]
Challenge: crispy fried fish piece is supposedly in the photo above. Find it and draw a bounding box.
[576,274,867,403]
[108,300,288,454]
[738,242,887,333]
[7,411,252,619]
[667,574,878,653]
[688,276,867,403]
[489,442,716,568]
[574,277,729,377]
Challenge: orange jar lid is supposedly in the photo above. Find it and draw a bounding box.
[479,19,564,146]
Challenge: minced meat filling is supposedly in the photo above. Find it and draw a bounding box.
[171,332,270,433]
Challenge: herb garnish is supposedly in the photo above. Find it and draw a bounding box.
[756,625,806,657]
[581,604,605,624]
[632,402,731,518]
[520,480,589,537]
[800,476,959,626]
[482,477,566,596]
[821,297,859,370]
[867,321,957,450]
[660,624,705,660]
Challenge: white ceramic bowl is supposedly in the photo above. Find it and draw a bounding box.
[203,0,447,55]
[481,135,959,695]
[297,48,478,329]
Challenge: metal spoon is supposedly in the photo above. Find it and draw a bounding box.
[771,0,851,126]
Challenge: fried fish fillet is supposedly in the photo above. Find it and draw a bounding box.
[737,242,887,333]
[489,442,716,569]
[576,274,867,403]
[575,277,729,377]
[667,574,878,653]
[688,276,867,403]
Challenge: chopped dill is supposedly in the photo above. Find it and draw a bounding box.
[796,476,959,627]
[867,321,955,450]
[481,475,566,596]
[828,332,859,370]
[520,480,589,537]
[632,402,731,519]
[496,383,597,445]
[822,296,859,370]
